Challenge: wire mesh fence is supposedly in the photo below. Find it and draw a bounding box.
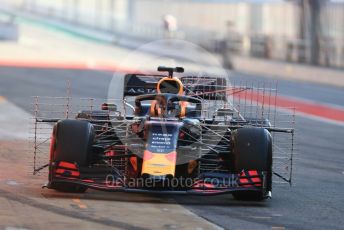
[30,79,295,185]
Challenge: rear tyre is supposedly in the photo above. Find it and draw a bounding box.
[49,119,95,193]
[231,128,272,201]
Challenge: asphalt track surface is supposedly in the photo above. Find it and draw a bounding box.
[1,66,344,229]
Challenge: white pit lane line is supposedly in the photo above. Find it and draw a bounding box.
[0,96,51,140]
[0,96,32,140]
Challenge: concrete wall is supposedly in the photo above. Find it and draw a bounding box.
[133,0,299,38]
[1,0,343,68]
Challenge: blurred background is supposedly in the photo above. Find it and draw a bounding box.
[1,0,344,69]
[0,1,344,229]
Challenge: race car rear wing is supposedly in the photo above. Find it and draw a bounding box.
[123,74,162,96]
[123,74,228,101]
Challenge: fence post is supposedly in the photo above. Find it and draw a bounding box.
[30,0,37,12]
[109,0,115,31]
[64,0,69,21]
[73,0,79,24]
[95,0,100,28]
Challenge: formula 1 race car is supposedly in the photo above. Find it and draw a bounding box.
[32,66,295,201]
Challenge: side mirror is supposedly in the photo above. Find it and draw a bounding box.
[101,103,117,111]
[216,108,234,116]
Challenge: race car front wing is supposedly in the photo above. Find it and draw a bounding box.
[46,161,269,196]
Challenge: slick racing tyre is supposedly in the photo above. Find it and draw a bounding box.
[49,119,95,193]
[231,127,272,201]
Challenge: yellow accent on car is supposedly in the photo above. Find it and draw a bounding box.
[141,150,176,176]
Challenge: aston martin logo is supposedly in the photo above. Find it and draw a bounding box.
[126,88,157,94]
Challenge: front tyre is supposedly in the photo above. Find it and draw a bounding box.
[231,128,272,201]
[49,120,95,193]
